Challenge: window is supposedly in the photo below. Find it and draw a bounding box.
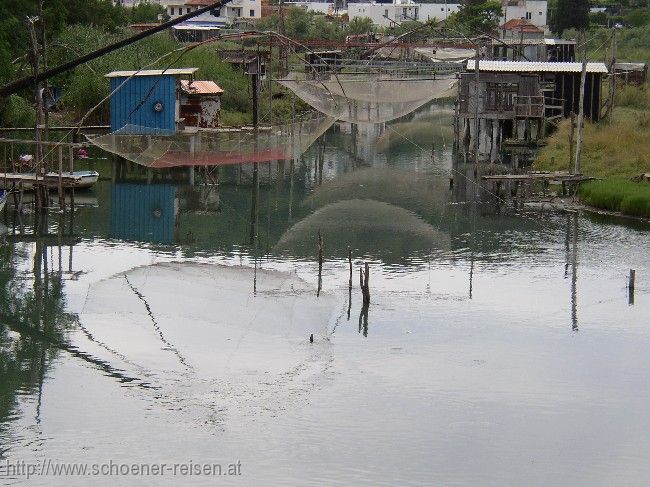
[170,7,174,15]
[210,8,220,16]
[385,9,389,17]
[485,83,518,111]
[250,9,255,16]
[179,7,184,15]
[525,12,532,19]
[539,11,543,15]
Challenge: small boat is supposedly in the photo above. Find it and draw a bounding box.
[0,171,99,190]
[0,189,7,212]
[45,170,100,189]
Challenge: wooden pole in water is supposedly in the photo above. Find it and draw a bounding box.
[360,263,370,306]
[473,43,481,169]
[316,230,323,297]
[568,111,576,175]
[628,269,635,305]
[68,145,74,209]
[348,248,352,288]
[575,32,588,176]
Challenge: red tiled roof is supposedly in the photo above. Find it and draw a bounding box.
[501,18,543,33]
[181,80,224,95]
[185,0,213,6]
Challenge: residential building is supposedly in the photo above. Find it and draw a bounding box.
[348,0,420,28]
[500,18,544,40]
[419,2,460,22]
[502,0,547,28]
[345,0,548,30]
[157,0,262,23]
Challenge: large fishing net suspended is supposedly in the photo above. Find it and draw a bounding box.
[278,70,458,124]
[88,114,335,168]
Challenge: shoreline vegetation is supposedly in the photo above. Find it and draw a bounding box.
[535,85,650,218]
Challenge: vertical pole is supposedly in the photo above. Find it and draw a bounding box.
[27,17,43,211]
[608,29,616,123]
[250,58,260,245]
[39,0,49,172]
[268,36,273,127]
[575,32,588,176]
[317,229,323,297]
[189,134,195,185]
[568,111,576,174]
[473,43,480,169]
[57,144,64,209]
[348,248,352,288]
[571,213,578,331]
[628,269,635,305]
[68,145,74,208]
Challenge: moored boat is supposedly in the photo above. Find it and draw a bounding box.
[0,171,99,190]
[46,170,100,189]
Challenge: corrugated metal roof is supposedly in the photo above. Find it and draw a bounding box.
[544,38,577,45]
[466,61,608,73]
[172,23,224,30]
[181,80,224,95]
[105,68,198,78]
[615,62,647,70]
[491,38,577,46]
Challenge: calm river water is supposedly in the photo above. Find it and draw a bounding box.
[1,105,649,485]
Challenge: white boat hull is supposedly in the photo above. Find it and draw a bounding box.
[0,171,99,190]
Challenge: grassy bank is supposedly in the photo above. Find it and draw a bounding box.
[534,106,649,178]
[535,85,650,217]
[580,180,650,217]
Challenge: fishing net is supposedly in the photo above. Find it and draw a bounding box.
[277,72,458,124]
[414,47,476,63]
[88,114,335,168]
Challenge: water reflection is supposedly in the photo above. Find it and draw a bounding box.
[0,102,649,485]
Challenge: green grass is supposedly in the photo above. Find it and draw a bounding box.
[535,83,650,217]
[580,180,650,217]
[534,106,650,179]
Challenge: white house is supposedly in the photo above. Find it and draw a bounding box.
[502,0,547,28]
[284,1,336,15]
[348,0,420,28]
[419,2,460,22]
[347,0,547,29]
[159,0,262,23]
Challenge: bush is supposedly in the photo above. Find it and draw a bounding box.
[616,85,650,110]
[581,180,650,217]
[0,95,36,128]
[625,9,650,27]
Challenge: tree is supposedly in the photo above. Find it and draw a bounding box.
[550,0,589,35]
[130,2,166,23]
[347,17,375,35]
[453,0,503,34]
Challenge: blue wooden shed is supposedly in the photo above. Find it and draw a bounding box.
[106,68,198,134]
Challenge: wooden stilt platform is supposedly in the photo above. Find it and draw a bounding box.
[481,172,597,199]
[482,172,595,183]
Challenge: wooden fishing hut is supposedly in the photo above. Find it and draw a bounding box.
[305,50,342,79]
[456,60,608,165]
[490,38,576,62]
[614,62,648,86]
[218,50,268,79]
